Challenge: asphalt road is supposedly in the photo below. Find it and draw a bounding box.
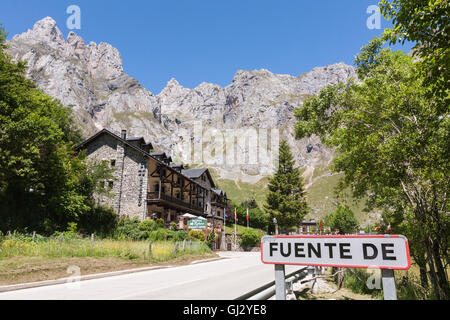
[0,252,303,300]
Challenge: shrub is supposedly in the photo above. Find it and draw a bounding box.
[172,230,188,242]
[155,218,165,229]
[149,228,170,242]
[239,228,262,248]
[187,230,205,242]
[206,230,218,248]
[139,219,158,232]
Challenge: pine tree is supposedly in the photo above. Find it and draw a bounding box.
[264,140,308,234]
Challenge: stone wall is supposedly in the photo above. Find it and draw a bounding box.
[84,133,148,220]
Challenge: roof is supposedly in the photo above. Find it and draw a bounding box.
[151,152,172,163]
[182,168,208,178]
[74,128,209,192]
[182,168,216,189]
[74,129,154,153]
[212,189,226,197]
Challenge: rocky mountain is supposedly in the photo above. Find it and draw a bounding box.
[6,17,358,182]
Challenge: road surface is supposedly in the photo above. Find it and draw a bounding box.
[0,252,303,300]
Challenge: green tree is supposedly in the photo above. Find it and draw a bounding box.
[295,39,449,299]
[324,206,359,235]
[264,140,309,234]
[0,25,114,235]
[239,228,262,248]
[380,0,449,109]
[240,198,258,210]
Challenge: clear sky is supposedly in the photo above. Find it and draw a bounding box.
[1,0,413,94]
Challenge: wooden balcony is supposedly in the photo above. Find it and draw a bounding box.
[147,191,204,215]
[211,201,227,208]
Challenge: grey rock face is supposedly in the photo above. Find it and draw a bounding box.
[6,17,358,181]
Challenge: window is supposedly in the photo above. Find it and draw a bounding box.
[111,160,116,167]
[108,181,114,190]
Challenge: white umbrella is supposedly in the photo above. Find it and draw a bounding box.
[180,213,197,218]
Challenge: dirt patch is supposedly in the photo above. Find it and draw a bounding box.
[0,253,217,286]
[293,273,377,300]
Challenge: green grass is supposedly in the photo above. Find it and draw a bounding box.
[0,236,211,263]
[211,164,379,227]
[214,177,270,209]
[224,224,266,236]
[305,173,376,224]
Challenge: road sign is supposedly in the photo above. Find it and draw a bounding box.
[261,235,411,270]
[188,218,207,230]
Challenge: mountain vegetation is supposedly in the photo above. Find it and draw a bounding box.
[295,0,449,298]
[0,24,115,235]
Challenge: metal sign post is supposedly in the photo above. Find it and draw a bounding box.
[381,269,397,300]
[274,264,286,300]
[262,235,410,300]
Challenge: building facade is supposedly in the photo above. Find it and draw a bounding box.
[75,129,230,246]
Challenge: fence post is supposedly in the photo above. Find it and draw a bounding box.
[174,242,179,254]
[274,264,286,300]
[59,233,64,248]
[148,240,152,256]
[381,269,397,300]
[182,239,186,251]
[90,233,95,249]
[7,231,11,236]
[32,231,36,242]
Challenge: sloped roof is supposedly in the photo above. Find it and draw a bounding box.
[182,168,215,188]
[212,189,226,196]
[74,129,153,154]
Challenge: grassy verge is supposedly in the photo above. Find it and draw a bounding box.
[224,224,266,236]
[0,237,215,286]
[325,262,437,300]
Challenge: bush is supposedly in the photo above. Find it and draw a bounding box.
[155,218,165,229]
[206,230,218,248]
[77,205,118,237]
[239,228,262,248]
[187,230,206,242]
[172,230,188,242]
[139,219,158,232]
[149,228,170,242]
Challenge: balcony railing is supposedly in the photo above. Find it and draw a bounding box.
[147,191,204,212]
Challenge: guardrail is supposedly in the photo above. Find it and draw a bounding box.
[234,267,308,300]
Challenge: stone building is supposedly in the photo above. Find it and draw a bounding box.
[74,129,230,239]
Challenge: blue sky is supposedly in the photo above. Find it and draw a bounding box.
[2,0,413,94]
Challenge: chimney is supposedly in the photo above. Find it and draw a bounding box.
[121,130,127,140]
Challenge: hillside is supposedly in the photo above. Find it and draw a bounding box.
[5,17,380,227]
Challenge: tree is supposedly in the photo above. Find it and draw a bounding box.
[240,198,258,210]
[295,39,449,299]
[324,205,359,235]
[0,24,114,234]
[239,228,262,249]
[380,0,449,108]
[264,140,309,234]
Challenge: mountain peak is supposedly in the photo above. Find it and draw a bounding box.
[13,16,64,49]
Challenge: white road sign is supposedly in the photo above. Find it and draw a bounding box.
[261,235,411,270]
